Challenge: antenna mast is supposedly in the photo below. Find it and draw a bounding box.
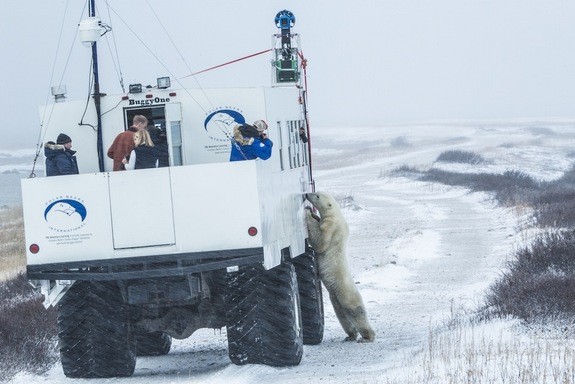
[89,0,104,172]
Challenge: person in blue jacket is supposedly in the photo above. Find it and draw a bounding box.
[229,120,273,161]
[44,133,79,176]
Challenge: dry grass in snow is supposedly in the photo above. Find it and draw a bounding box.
[0,206,25,281]
[380,319,575,384]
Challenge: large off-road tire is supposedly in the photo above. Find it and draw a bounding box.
[225,262,303,366]
[58,281,136,378]
[292,251,324,345]
[135,330,172,356]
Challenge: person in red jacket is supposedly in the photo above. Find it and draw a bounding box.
[107,115,148,171]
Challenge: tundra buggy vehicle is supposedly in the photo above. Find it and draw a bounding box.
[22,7,323,378]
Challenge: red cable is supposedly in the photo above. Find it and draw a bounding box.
[181,49,272,78]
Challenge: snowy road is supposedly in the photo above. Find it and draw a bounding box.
[21,123,571,383]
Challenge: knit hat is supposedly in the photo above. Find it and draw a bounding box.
[56,133,72,144]
[253,120,268,132]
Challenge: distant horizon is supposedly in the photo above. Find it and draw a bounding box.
[7,116,575,152]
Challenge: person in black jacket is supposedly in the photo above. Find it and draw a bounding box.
[44,133,79,176]
[147,122,169,167]
[122,129,158,170]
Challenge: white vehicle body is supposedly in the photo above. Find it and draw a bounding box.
[21,8,322,376]
[23,85,312,305]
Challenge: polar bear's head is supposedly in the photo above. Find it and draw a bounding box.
[305,192,340,216]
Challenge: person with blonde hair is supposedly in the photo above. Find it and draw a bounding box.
[107,115,149,171]
[122,129,158,170]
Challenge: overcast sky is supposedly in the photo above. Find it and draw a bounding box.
[2,0,575,149]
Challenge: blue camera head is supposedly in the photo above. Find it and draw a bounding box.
[275,10,296,30]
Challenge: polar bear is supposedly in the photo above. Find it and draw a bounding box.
[305,192,375,343]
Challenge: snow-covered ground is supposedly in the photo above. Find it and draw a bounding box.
[13,121,575,383]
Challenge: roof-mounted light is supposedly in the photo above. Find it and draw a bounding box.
[157,77,171,89]
[129,84,142,93]
[51,85,67,103]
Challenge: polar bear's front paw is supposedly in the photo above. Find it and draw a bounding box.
[305,206,321,222]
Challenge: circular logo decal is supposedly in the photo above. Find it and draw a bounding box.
[204,109,246,142]
[44,199,87,231]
